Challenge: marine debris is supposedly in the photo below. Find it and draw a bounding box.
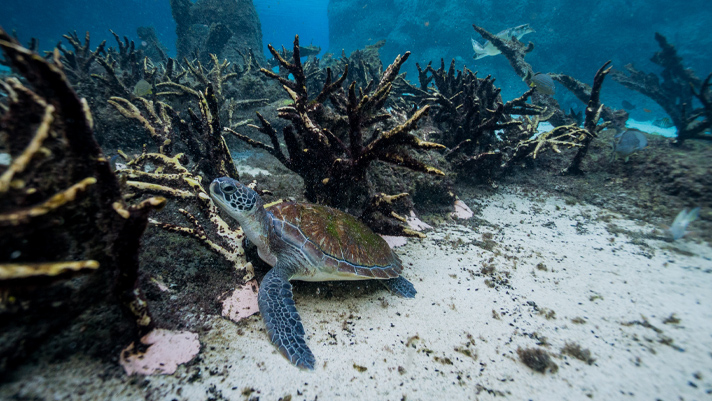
[611,33,712,145]
[0,29,165,374]
[230,35,445,236]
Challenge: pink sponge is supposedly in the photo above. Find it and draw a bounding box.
[120,329,200,375]
[221,280,260,322]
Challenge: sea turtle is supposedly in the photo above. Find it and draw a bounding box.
[209,177,416,369]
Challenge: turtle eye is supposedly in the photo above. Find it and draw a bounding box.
[222,184,236,194]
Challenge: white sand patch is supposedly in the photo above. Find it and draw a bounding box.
[626,118,677,138]
[3,188,711,399]
[380,235,408,248]
[237,164,271,177]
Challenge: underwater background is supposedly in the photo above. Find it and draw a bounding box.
[3,0,712,118]
[1,0,711,398]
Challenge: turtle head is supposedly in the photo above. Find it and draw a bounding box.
[210,177,271,252]
[210,177,262,215]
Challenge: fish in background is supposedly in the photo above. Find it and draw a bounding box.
[133,79,153,97]
[471,24,535,60]
[524,71,556,95]
[621,100,636,110]
[652,117,674,128]
[666,207,700,240]
[610,128,648,162]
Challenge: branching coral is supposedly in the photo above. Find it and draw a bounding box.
[396,58,543,172]
[55,31,106,84]
[471,23,627,130]
[611,33,711,144]
[108,84,251,281]
[0,29,164,373]
[508,62,613,175]
[228,36,444,235]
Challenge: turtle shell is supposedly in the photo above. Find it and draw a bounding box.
[267,202,402,279]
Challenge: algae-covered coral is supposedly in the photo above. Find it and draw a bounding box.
[0,29,165,374]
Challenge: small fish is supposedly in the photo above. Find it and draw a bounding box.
[472,24,535,60]
[621,100,636,110]
[524,71,555,95]
[611,128,648,161]
[652,117,674,128]
[133,79,153,97]
[643,108,652,113]
[666,207,700,240]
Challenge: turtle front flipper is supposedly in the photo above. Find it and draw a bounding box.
[258,266,316,370]
[381,276,417,298]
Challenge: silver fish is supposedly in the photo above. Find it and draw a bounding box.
[472,24,535,60]
[667,207,700,240]
[527,72,556,95]
[611,129,648,161]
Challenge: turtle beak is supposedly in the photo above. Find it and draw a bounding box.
[209,179,220,197]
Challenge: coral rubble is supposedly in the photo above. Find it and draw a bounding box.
[0,29,164,375]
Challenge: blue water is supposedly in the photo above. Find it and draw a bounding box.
[1,0,329,59]
[1,0,710,126]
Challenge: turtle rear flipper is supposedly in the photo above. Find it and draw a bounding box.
[381,276,417,298]
[259,267,316,370]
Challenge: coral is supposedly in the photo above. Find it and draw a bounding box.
[0,29,164,374]
[471,24,576,128]
[611,33,711,144]
[550,72,628,129]
[55,31,107,85]
[137,26,169,62]
[397,58,543,175]
[109,84,252,281]
[229,36,445,235]
[508,62,613,175]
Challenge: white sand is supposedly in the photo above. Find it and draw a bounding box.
[626,118,677,138]
[2,188,711,400]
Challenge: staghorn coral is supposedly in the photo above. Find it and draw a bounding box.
[0,29,165,374]
[108,83,252,281]
[471,23,571,125]
[611,33,711,145]
[228,36,445,235]
[550,72,628,129]
[396,58,543,174]
[507,61,613,175]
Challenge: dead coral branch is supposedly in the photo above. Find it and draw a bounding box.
[611,33,711,144]
[231,36,444,226]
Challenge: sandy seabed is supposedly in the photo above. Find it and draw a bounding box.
[1,188,711,400]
